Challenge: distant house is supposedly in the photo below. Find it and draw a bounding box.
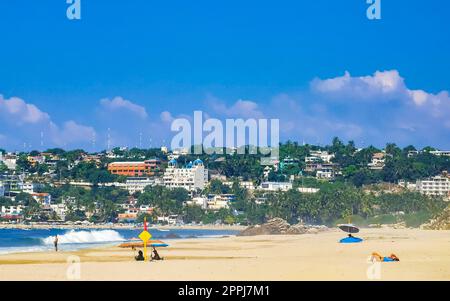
[223,180,255,191]
[118,208,139,222]
[186,196,208,209]
[305,163,340,180]
[297,187,320,193]
[258,182,293,192]
[0,205,24,222]
[49,203,68,221]
[19,182,44,194]
[31,193,52,206]
[368,152,386,170]
[305,151,334,164]
[157,215,181,225]
[206,194,235,211]
[429,150,450,157]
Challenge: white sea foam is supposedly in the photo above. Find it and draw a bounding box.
[42,230,125,245]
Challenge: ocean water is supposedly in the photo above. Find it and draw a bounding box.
[0,228,239,255]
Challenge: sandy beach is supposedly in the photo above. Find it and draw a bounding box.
[0,228,449,281]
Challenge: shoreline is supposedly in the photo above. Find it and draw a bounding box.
[0,223,246,231]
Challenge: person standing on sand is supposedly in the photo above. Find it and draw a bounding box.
[54,235,58,252]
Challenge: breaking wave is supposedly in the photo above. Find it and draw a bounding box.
[42,230,125,245]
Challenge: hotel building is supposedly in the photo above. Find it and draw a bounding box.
[416,176,450,197]
[107,159,161,177]
[163,159,208,191]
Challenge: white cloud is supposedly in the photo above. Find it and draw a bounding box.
[53,121,96,145]
[0,95,50,125]
[99,96,148,119]
[310,70,450,108]
[0,94,96,149]
[160,111,174,123]
[207,96,265,119]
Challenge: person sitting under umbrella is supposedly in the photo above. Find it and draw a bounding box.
[151,247,163,261]
[135,250,145,261]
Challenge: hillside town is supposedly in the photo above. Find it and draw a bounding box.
[1,138,449,227]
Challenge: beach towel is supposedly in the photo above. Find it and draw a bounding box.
[339,236,363,243]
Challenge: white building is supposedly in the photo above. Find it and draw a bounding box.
[157,214,181,225]
[258,181,293,192]
[163,159,208,191]
[416,176,450,197]
[305,150,334,164]
[125,177,160,194]
[19,182,44,194]
[139,205,153,214]
[316,167,334,179]
[368,152,386,170]
[429,150,450,157]
[206,196,230,210]
[297,187,320,193]
[50,203,68,220]
[186,196,208,209]
[1,205,23,216]
[223,180,255,191]
[1,153,17,170]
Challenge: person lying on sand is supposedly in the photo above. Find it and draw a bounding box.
[371,252,400,262]
[151,247,163,261]
[135,250,145,261]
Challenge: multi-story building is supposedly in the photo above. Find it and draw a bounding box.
[107,159,161,177]
[280,156,300,171]
[186,196,208,209]
[18,182,44,194]
[305,163,340,180]
[1,205,23,215]
[163,159,208,191]
[1,153,17,170]
[305,150,334,164]
[416,176,450,196]
[125,177,161,194]
[206,194,235,210]
[0,175,21,194]
[0,205,24,222]
[49,203,68,221]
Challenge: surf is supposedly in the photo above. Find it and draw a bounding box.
[42,230,125,245]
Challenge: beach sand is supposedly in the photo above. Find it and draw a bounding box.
[0,228,449,281]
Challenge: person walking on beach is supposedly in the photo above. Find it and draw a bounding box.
[54,235,58,252]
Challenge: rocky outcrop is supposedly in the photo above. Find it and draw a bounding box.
[421,206,450,230]
[238,218,328,236]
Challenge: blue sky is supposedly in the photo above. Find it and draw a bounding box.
[0,0,449,151]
